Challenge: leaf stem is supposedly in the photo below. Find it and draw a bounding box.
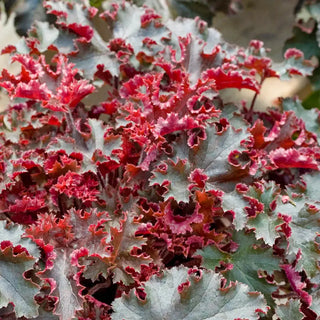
[97,167,106,190]
[249,76,265,114]
[66,109,76,137]
[246,75,265,122]
[87,277,112,296]
[57,194,65,216]
[66,109,88,150]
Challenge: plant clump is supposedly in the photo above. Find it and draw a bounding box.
[0,1,319,319]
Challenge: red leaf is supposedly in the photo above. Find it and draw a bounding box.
[0,54,95,112]
[50,171,99,205]
[163,201,203,235]
[250,119,267,149]
[281,264,312,306]
[269,148,319,170]
[56,79,95,108]
[140,8,162,28]
[155,113,200,136]
[284,48,304,60]
[1,44,17,54]
[68,23,94,41]
[188,168,208,190]
[202,66,260,92]
[243,56,278,78]
[15,80,51,101]
[11,54,44,76]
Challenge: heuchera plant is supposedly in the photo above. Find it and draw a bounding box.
[0,0,319,319]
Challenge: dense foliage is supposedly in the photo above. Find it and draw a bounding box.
[0,0,320,319]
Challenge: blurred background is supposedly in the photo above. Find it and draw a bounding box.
[0,0,319,111]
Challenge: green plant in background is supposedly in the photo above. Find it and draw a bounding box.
[285,0,320,109]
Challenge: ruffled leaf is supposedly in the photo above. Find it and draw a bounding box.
[275,299,304,320]
[197,230,279,307]
[269,147,319,170]
[221,188,248,231]
[111,266,268,320]
[281,264,312,306]
[0,221,40,318]
[150,159,191,203]
[44,0,119,79]
[0,220,40,259]
[45,249,83,320]
[102,2,170,59]
[0,54,95,112]
[302,170,320,200]
[282,98,320,142]
[246,181,283,246]
[276,48,314,79]
[103,211,152,285]
[48,118,122,172]
[276,192,320,277]
[0,246,40,318]
[172,123,251,192]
